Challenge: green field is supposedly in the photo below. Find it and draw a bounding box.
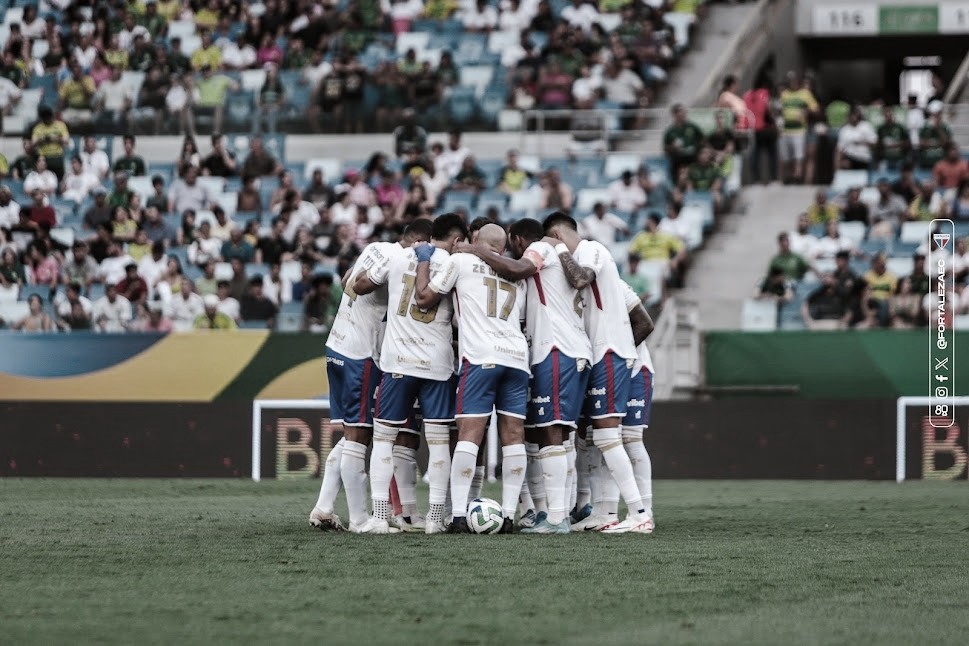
[1,479,967,644]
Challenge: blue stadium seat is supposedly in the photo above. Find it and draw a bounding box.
[19,284,51,302]
[225,90,255,130]
[478,87,507,126]
[447,86,476,125]
[442,191,475,213]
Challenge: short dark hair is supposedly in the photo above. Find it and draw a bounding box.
[431,213,469,242]
[249,276,263,286]
[542,211,577,232]
[217,280,230,289]
[403,219,433,240]
[123,134,135,144]
[468,216,491,235]
[647,213,661,225]
[508,218,543,242]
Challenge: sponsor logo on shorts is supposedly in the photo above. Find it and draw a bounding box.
[626,398,646,407]
[326,356,345,366]
[531,395,551,403]
[588,387,606,396]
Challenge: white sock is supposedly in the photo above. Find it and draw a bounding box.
[369,422,398,520]
[315,436,345,513]
[525,442,547,514]
[449,441,478,519]
[470,465,485,501]
[539,444,568,524]
[339,440,369,525]
[600,460,620,517]
[393,445,418,518]
[518,480,534,517]
[593,425,645,516]
[588,441,603,514]
[500,443,527,519]
[575,434,591,508]
[624,425,653,518]
[564,434,576,512]
[425,423,451,522]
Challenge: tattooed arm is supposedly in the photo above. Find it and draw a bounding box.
[558,248,596,290]
[628,301,654,346]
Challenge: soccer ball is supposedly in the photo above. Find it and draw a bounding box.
[466,498,504,534]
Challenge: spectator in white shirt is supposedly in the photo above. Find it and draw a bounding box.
[499,0,533,33]
[99,243,137,285]
[580,202,630,246]
[168,166,213,213]
[55,282,94,318]
[571,65,601,109]
[0,75,22,122]
[608,170,648,214]
[462,0,499,31]
[836,107,878,170]
[262,261,293,306]
[561,0,600,33]
[657,202,694,246]
[188,221,223,266]
[209,207,235,241]
[95,66,133,131]
[91,283,132,332]
[79,136,111,180]
[23,156,59,198]
[61,156,102,204]
[220,33,258,70]
[0,186,21,229]
[73,33,98,70]
[436,130,472,179]
[813,220,859,259]
[787,213,818,259]
[302,49,333,90]
[168,278,205,330]
[215,280,241,322]
[381,0,425,25]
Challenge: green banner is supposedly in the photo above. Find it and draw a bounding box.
[705,331,969,398]
[879,5,939,33]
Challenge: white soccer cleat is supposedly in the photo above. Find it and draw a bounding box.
[571,514,617,532]
[309,508,345,532]
[600,514,654,534]
[392,513,426,533]
[349,516,401,534]
[424,518,448,534]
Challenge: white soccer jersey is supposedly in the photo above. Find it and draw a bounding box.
[326,241,394,362]
[430,252,529,373]
[369,245,455,381]
[575,239,636,363]
[521,240,592,365]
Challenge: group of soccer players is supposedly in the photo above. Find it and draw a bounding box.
[308,210,656,534]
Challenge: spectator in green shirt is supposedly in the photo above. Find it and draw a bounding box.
[917,104,952,169]
[195,64,239,135]
[622,254,652,303]
[683,145,724,212]
[113,135,147,177]
[663,103,705,184]
[876,106,910,171]
[768,232,812,281]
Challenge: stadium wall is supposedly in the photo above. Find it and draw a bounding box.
[2,399,965,480]
[706,331,969,398]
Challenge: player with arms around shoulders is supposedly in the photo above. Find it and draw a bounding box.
[308,220,433,533]
[544,212,654,533]
[353,213,469,534]
[457,216,591,534]
[414,223,530,534]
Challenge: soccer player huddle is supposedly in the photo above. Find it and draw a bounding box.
[309,210,656,534]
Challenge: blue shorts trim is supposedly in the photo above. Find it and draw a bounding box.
[622,367,654,428]
[326,349,380,427]
[373,372,455,424]
[455,360,529,418]
[583,351,633,419]
[526,349,590,428]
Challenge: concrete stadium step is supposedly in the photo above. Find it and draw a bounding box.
[678,185,817,330]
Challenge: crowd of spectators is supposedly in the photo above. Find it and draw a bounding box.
[0,0,712,136]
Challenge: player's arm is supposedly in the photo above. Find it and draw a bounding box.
[622,281,653,344]
[414,244,452,309]
[558,245,596,290]
[456,242,539,282]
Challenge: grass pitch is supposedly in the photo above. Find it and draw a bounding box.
[1,479,967,645]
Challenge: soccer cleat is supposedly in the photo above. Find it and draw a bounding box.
[349,516,400,534]
[520,517,571,534]
[572,514,617,532]
[518,509,537,529]
[497,517,515,534]
[308,508,345,532]
[445,517,471,534]
[425,518,449,534]
[600,514,655,534]
[570,503,593,524]
[392,514,426,533]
